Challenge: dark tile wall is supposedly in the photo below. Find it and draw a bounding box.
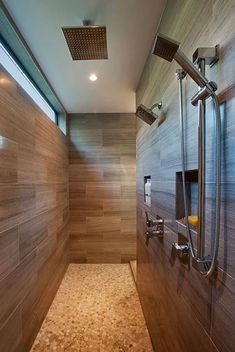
[136,0,235,351]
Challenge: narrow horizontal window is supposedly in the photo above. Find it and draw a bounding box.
[0,41,56,122]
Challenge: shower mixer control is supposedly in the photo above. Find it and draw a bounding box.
[145,229,163,238]
[145,212,164,240]
[172,243,189,259]
[145,211,163,227]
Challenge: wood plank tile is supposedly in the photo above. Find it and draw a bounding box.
[86,216,121,234]
[0,251,37,328]
[0,306,23,352]
[86,183,121,199]
[0,227,19,280]
[69,199,103,218]
[19,213,48,261]
[69,182,86,199]
[18,145,35,184]
[211,270,235,352]
[0,184,35,233]
[0,136,18,183]
[35,184,56,213]
[69,113,136,263]
[0,67,69,351]
[69,164,104,182]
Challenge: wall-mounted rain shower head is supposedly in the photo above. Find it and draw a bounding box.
[152,33,217,92]
[136,104,158,125]
[136,102,165,126]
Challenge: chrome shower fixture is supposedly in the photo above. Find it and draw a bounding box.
[192,46,219,67]
[152,33,217,103]
[175,48,221,278]
[136,104,157,125]
[150,101,162,110]
[136,102,163,125]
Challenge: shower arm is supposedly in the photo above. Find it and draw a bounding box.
[175,50,217,91]
[175,49,218,107]
[150,102,162,111]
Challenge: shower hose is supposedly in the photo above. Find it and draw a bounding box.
[178,77,221,278]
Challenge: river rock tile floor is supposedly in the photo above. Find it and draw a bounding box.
[31,264,153,352]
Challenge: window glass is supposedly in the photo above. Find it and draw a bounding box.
[0,41,56,122]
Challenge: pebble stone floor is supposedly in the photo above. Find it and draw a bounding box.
[31,264,153,352]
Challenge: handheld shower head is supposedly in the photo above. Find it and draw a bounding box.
[152,33,180,62]
[136,104,158,125]
[152,33,217,92]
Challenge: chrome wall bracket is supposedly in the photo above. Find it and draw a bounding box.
[176,68,187,80]
[192,45,219,68]
[191,46,219,105]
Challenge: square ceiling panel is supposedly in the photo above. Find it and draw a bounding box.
[62,26,108,60]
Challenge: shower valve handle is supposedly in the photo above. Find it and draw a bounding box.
[145,211,163,227]
[172,243,189,258]
[145,229,163,238]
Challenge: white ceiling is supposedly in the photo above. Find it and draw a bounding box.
[3,0,166,113]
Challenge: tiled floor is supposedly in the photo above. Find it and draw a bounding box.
[31,264,153,352]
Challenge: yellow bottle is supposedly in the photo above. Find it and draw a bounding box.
[187,216,198,227]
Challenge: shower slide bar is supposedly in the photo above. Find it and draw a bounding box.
[176,57,221,278]
[151,32,221,277]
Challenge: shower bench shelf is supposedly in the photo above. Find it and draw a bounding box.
[176,220,198,238]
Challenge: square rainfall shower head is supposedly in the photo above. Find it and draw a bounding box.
[152,33,179,62]
[62,26,108,60]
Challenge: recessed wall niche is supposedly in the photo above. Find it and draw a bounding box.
[144,176,151,207]
[176,169,198,220]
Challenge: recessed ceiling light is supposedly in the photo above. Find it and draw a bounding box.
[89,74,98,81]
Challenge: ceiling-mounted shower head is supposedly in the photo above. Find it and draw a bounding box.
[62,21,108,60]
[152,33,217,92]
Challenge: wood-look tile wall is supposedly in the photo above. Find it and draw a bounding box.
[69,113,136,263]
[136,1,235,351]
[0,67,69,351]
